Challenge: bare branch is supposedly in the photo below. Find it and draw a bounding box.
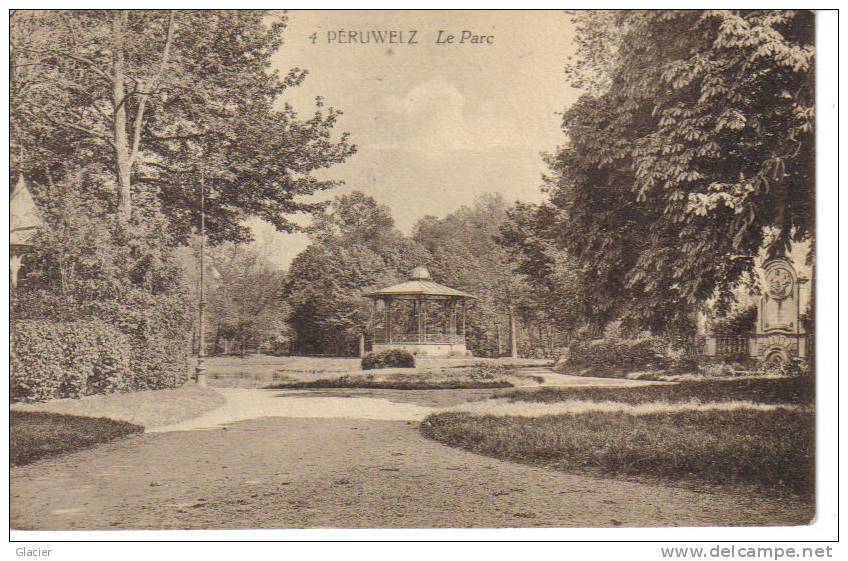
[128,10,176,169]
[18,47,114,85]
[44,115,116,148]
[147,131,210,142]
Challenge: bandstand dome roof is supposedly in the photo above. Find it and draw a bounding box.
[364,266,476,300]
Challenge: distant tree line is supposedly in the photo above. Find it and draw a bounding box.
[282,191,569,358]
[284,10,815,355]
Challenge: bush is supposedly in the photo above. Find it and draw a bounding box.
[558,335,674,374]
[756,356,809,378]
[11,320,132,402]
[129,333,191,390]
[711,305,758,335]
[10,322,65,402]
[361,349,416,370]
[11,318,190,402]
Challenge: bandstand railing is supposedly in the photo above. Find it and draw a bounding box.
[373,333,465,345]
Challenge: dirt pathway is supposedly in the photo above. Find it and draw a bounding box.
[12,406,812,529]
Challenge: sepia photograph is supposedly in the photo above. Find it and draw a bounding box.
[5,5,839,548]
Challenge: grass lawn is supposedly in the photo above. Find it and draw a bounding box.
[10,384,226,429]
[265,370,517,390]
[11,411,143,466]
[498,376,814,406]
[205,354,549,389]
[421,408,814,499]
[264,364,548,390]
[422,376,815,500]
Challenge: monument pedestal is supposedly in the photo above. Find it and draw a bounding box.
[703,257,808,362]
[750,258,806,362]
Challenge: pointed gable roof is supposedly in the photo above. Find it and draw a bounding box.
[11,175,44,246]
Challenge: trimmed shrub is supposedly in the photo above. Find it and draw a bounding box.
[129,333,191,390]
[11,320,132,402]
[756,356,809,378]
[10,321,66,402]
[558,335,672,374]
[698,362,737,378]
[361,349,416,370]
[711,305,758,335]
[74,320,133,396]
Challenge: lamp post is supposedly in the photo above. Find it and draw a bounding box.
[195,170,208,386]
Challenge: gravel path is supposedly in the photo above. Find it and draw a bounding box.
[12,389,813,529]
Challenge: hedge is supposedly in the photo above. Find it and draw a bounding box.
[11,320,131,402]
[129,332,190,390]
[361,349,416,370]
[11,319,190,402]
[557,335,673,374]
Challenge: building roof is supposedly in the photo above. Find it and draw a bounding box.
[364,267,476,299]
[11,175,44,247]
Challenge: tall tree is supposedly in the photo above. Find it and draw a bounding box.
[11,10,355,241]
[497,202,594,338]
[11,169,194,388]
[285,192,430,355]
[413,194,534,357]
[544,10,814,332]
[203,242,290,356]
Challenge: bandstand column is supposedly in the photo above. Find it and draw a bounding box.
[412,299,418,339]
[370,299,376,344]
[449,300,457,335]
[421,298,427,340]
[416,296,425,342]
[385,298,392,343]
[461,300,467,336]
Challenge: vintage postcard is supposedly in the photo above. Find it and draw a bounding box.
[6,6,838,549]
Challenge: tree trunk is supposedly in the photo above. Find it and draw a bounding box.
[509,311,518,358]
[111,11,132,221]
[213,324,221,355]
[496,323,503,356]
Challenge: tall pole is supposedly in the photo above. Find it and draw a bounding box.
[195,170,208,386]
[509,309,518,359]
[496,323,503,356]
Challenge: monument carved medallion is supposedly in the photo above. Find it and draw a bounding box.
[765,266,794,301]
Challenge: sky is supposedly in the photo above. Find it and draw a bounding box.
[253,10,582,268]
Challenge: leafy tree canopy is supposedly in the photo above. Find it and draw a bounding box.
[11,10,355,243]
[285,192,430,355]
[203,242,290,355]
[544,10,814,332]
[413,194,542,356]
[497,202,596,336]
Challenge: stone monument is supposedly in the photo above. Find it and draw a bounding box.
[749,257,807,362]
